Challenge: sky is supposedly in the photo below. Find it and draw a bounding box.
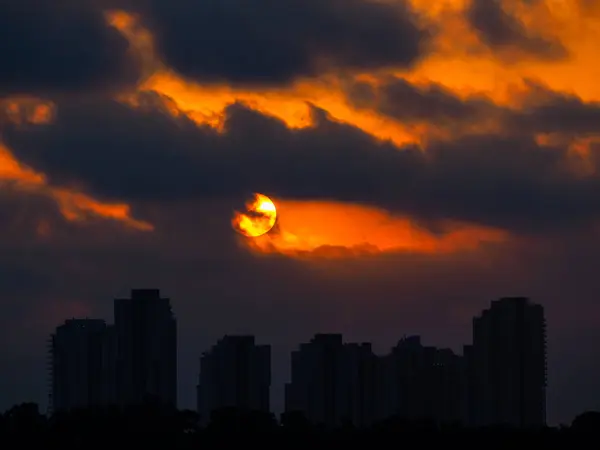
[1,0,600,424]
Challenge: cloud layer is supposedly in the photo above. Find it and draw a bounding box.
[5,87,600,233]
[123,0,427,84]
[0,0,140,96]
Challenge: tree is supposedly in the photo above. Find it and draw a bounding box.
[571,411,600,431]
[3,403,46,433]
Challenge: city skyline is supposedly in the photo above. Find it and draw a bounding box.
[46,291,548,427]
[48,289,177,413]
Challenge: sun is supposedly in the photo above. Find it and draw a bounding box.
[232,193,277,237]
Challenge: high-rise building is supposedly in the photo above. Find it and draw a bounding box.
[114,289,177,407]
[48,319,116,413]
[463,344,476,425]
[341,342,382,427]
[285,334,381,428]
[380,336,466,424]
[468,297,547,427]
[197,335,270,425]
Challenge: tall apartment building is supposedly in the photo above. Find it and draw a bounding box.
[114,289,177,407]
[340,342,381,427]
[468,297,547,427]
[380,336,466,424]
[48,319,116,413]
[197,335,270,425]
[284,334,381,428]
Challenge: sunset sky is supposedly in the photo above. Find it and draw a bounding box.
[1,0,600,423]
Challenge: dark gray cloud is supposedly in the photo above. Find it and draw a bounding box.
[2,92,421,204]
[419,134,598,231]
[345,76,500,128]
[0,260,49,299]
[117,0,427,85]
[512,83,600,136]
[345,77,600,137]
[4,90,600,233]
[466,0,568,60]
[0,0,140,96]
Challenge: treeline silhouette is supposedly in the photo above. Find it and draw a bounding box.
[1,402,599,443]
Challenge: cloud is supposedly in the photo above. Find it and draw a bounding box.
[511,82,600,135]
[0,0,141,96]
[420,133,599,231]
[466,0,568,60]
[4,89,600,233]
[2,92,421,203]
[0,188,60,243]
[345,76,600,137]
[116,0,427,85]
[344,76,500,131]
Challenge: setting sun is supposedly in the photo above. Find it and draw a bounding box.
[232,193,277,237]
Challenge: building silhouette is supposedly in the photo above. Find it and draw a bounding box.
[380,336,466,424]
[341,342,381,427]
[48,319,116,413]
[46,290,549,428]
[286,335,468,427]
[285,334,381,428]
[467,297,547,427]
[114,289,177,407]
[197,335,270,425]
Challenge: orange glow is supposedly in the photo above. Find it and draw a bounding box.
[1,97,55,125]
[106,10,160,78]
[232,193,278,237]
[239,200,507,258]
[3,2,596,246]
[101,5,598,257]
[52,189,153,231]
[0,143,153,231]
[104,1,600,156]
[0,94,152,232]
[141,72,420,145]
[406,0,600,103]
[0,144,46,187]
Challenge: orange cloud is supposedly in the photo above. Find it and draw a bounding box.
[102,5,597,258]
[408,0,600,103]
[51,188,153,231]
[0,141,152,232]
[238,200,507,258]
[0,143,45,187]
[1,96,153,231]
[106,10,159,78]
[5,3,595,244]
[0,96,55,126]
[107,1,599,149]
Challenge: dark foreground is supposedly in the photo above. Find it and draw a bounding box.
[1,403,598,445]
